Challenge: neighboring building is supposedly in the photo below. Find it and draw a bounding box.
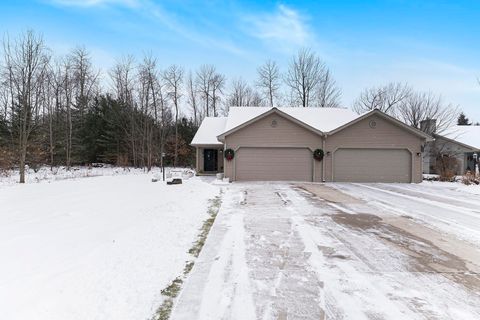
[422,121,480,175]
[191,107,432,183]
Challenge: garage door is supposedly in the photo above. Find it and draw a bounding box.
[334,148,411,183]
[235,147,312,181]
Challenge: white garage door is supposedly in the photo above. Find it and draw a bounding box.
[334,148,412,183]
[235,147,312,181]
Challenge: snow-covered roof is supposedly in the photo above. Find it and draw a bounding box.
[192,107,418,146]
[223,107,358,134]
[191,117,227,146]
[441,125,480,150]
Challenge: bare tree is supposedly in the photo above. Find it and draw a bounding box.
[353,82,411,114]
[2,30,50,183]
[397,91,459,133]
[60,57,75,168]
[186,71,198,125]
[316,69,341,108]
[256,60,280,107]
[110,56,136,106]
[196,64,214,117]
[0,79,8,120]
[44,63,56,168]
[210,72,225,116]
[69,47,99,115]
[227,78,263,108]
[138,56,156,170]
[163,64,184,166]
[109,56,138,165]
[285,48,325,108]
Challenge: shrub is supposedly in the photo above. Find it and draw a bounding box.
[435,155,458,182]
[462,171,479,185]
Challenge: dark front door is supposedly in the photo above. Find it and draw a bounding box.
[204,149,218,172]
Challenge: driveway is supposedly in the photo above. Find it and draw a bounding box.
[171,182,480,320]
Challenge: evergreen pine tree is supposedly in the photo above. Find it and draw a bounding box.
[457,112,471,125]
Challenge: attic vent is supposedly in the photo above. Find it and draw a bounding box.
[369,120,377,129]
[271,119,278,128]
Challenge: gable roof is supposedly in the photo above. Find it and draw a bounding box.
[217,107,335,140]
[220,107,358,138]
[190,107,433,146]
[439,125,480,150]
[327,109,433,141]
[190,117,227,146]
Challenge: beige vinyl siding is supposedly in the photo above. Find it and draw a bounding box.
[325,115,424,183]
[334,148,411,182]
[235,147,312,181]
[224,113,323,182]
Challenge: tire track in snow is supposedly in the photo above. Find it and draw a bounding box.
[354,183,480,218]
[195,210,256,319]
[293,184,480,319]
[374,183,480,209]
[344,183,480,246]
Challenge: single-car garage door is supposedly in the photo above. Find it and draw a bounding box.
[334,148,412,183]
[235,147,312,181]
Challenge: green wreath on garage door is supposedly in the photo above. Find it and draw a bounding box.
[313,148,324,161]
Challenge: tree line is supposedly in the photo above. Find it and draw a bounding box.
[0,30,471,183]
[0,31,344,182]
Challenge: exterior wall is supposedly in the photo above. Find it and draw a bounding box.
[224,113,324,182]
[195,146,224,174]
[423,138,473,174]
[324,115,425,183]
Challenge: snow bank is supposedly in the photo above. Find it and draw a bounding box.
[0,171,219,320]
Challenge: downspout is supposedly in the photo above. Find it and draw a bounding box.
[322,134,326,182]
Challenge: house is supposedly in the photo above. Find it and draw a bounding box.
[191,107,432,183]
[422,120,480,175]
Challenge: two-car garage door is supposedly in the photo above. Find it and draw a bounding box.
[333,148,412,183]
[234,147,412,183]
[235,147,312,181]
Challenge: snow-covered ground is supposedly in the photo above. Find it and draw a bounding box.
[0,165,189,186]
[421,180,480,195]
[3,168,480,319]
[172,182,480,319]
[332,182,480,246]
[0,168,220,320]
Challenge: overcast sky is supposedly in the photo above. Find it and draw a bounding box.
[1,0,479,121]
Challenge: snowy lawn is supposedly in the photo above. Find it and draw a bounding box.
[0,169,220,320]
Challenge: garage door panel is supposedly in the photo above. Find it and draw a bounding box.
[334,148,411,183]
[236,148,312,181]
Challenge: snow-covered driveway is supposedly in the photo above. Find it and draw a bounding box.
[0,173,219,320]
[172,182,480,320]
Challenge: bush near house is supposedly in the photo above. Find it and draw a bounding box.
[462,171,480,185]
[435,155,458,181]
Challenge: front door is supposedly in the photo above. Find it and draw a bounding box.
[204,149,218,172]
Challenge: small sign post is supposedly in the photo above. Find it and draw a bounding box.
[162,152,166,181]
